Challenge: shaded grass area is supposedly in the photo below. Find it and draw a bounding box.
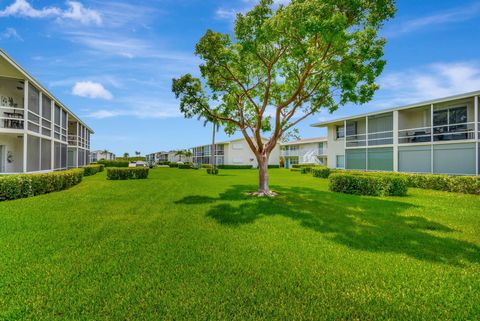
[0,168,479,320]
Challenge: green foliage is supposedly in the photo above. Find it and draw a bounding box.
[97,160,129,168]
[267,165,280,168]
[290,168,301,172]
[206,168,219,175]
[83,164,104,177]
[217,165,253,169]
[178,163,194,169]
[106,168,149,180]
[329,173,408,197]
[116,157,146,162]
[157,161,171,166]
[311,167,331,178]
[0,169,84,201]
[202,164,213,168]
[168,163,179,168]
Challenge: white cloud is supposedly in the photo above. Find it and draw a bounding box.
[375,61,480,107]
[385,2,480,37]
[0,0,102,25]
[0,27,22,41]
[72,81,113,100]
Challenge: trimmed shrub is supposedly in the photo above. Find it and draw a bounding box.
[107,167,149,180]
[291,164,316,169]
[157,161,170,166]
[217,165,253,169]
[178,163,194,169]
[202,164,213,168]
[83,164,104,176]
[268,165,280,168]
[168,163,179,168]
[97,160,129,168]
[0,169,84,201]
[311,166,331,178]
[206,168,219,175]
[116,157,146,162]
[329,173,408,197]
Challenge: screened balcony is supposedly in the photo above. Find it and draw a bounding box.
[0,76,24,130]
[345,118,366,147]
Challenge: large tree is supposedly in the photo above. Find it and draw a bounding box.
[172,0,395,196]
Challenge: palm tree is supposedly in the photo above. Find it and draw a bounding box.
[184,150,193,163]
[123,152,129,158]
[175,150,185,162]
[135,151,141,156]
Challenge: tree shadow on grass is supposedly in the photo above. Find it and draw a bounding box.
[176,185,480,266]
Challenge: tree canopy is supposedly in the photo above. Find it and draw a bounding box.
[172,0,395,195]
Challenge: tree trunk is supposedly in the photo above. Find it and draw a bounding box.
[211,122,216,170]
[257,154,275,196]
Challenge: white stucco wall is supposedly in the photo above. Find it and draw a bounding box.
[224,139,280,167]
[0,134,24,173]
[326,124,345,169]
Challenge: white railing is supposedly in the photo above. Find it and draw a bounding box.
[281,150,300,157]
[399,122,475,144]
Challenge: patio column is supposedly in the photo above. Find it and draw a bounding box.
[393,110,399,172]
[365,116,369,171]
[475,96,478,175]
[343,120,347,169]
[430,104,434,174]
[23,80,28,173]
[50,100,55,170]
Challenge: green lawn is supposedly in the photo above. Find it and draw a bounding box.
[0,168,479,320]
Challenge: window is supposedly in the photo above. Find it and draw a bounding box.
[336,125,345,139]
[346,121,357,136]
[433,106,469,140]
[336,155,345,169]
[318,142,325,155]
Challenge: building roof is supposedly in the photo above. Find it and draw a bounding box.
[0,48,94,133]
[191,136,270,149]
[280,136,327,146]
[310,90,480,127]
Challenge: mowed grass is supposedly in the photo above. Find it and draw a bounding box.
[0,168,479,320]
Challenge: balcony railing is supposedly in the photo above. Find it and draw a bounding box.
[0,108,24,130]
[399,122,475,144]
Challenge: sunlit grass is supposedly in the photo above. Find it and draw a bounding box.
[0,168,479,320]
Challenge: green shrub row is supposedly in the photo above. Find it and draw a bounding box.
[116,157,146,162]
[329,173,408,197]
[106,167,149,180]
[97,160,129,168]
[268,165,280,169]
[169,163,179,168]
[83,164,105,176]
[0,169,84,201]
[217,165,253,169]
[178,163,194,169]
[206,168,219,175]
[291,164,317,169]
[157,161,170,165]
[311,167,331,178]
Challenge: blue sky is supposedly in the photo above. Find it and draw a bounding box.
[1,0,480,155]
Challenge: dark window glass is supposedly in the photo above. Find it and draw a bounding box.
[336,125,345,139]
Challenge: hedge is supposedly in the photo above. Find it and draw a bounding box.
[217,165,253,169]
[116,157,146,162]
[178,163,194,169]
[157,161,170,165]
[291,164,317,169]
[268,165,280,168]
[97,160,129,168]
[0,169,84,201]
[329,173,408,197]
[311,166,331,178]
[83,164,104,176]
[207,168,219,175]
[169,163,179,168]
[107,167,149,180]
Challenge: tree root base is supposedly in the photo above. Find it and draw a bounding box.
[247,191,278,197]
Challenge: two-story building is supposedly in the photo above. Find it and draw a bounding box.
[0,49,93,174]
[90,150,115,163]
[146,151,188,164]
[311,91,479,175]
[191,137,280,167]
[280,137,328,168]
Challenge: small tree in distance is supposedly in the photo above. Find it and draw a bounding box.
[172,0,395,196]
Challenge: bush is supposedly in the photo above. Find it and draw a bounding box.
[217,165,253,169]
[290,168,301,172]
[268,165,280,168]
[329,173,408,197]
[116,157,146,162]
[202,164,213,168]
[311,167,331,178]
[291,164,316,169]
[0,169,84,201]
[157,161,170,166]
[107,167,149,180]
[178,163,194,169]
[206,168,219,175]
[169,163,179,168]
[83,164,104,176]
[97,160,129,168]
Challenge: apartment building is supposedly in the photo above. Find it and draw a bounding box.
[311,91,479,175]
[90,150,115,163]
[0,49,93,174]
[280,137,327,168]
[146,151,188,164]
[191,137,280,167]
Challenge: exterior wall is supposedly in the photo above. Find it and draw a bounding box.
[280,141,327,167]
[224,139,280,167]
[326,124,345,169]
[0,134,23,172]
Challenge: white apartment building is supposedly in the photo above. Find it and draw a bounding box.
[0,49,93,174]
[191,137,280,167]
[280,137,328,168]
[146,151,190,164]
[311,91,480,175]
[90,150,115,163]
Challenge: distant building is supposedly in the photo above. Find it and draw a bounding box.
[90,150,115,163]
[280,137,328,168]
